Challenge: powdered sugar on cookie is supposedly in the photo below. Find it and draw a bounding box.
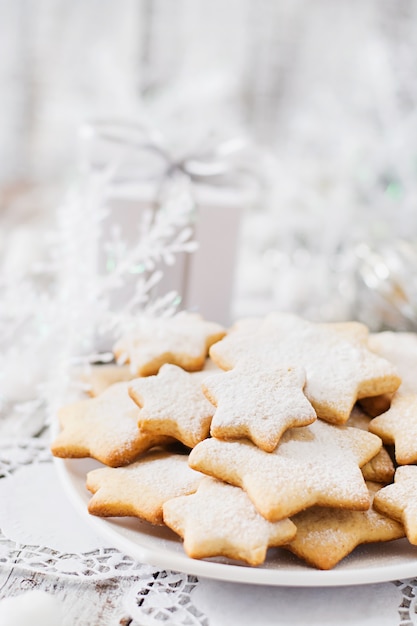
[163,476,296,565]
[189,419,382,521]
[114,312,225,376]
[129,364,215,448]
[87,450,204,525]
[210,312,400,424]
[51,382,173,467]
[203,359,316,451]
[286,481,404,569]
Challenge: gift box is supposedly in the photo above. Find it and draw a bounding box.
[105,181,248,321]
[78,121,258,347]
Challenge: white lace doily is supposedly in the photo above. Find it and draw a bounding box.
[0,434,209,625]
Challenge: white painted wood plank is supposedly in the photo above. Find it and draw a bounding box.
[0,567,142,625]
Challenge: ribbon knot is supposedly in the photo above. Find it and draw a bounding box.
[78,119,256,190]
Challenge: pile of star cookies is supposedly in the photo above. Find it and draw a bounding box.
[51,311,417,569]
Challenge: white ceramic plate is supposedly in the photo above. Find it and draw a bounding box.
[54,455,417,587]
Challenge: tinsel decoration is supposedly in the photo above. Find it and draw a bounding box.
[0,152,198,425]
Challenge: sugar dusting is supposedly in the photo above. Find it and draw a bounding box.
[210,312,399,423]
[190,419,377,517]
[129,364,215,446]
[204,360,316,449]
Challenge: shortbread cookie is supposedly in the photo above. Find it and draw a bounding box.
[286,481,404,570]
[129,364,215,448]
[374,465,417,544]
[347,406,395,483]
[360,331,417,416]
[86,451,203,524]
[51,382,173,467]
[113,312,226,376]
[163,477,296,566]
[363,332,417,464]
[203,360,316,452]
[189,419,382,522]
[368,331,417,394]
[209,313,400,424]
[369,394,417,465]
[84,363,137,397]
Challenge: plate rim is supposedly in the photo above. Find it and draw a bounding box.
[53,455,417,588]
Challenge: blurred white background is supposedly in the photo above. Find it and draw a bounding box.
[1,0,417,327]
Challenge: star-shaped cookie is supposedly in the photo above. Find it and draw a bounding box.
[86,451,204,524]
[285,482,404,570]
[129,364,215,448]
[209,312,400,424]
[362,331,417,464]
[188,419,382,521]
[203,360,316,452]
[113,312,226,376]
[163,477,297,565]
[368,393,417,465]
[374,465,417,544]
[51,382,172,467]
[360,331,417,416]
[368,331,417,394]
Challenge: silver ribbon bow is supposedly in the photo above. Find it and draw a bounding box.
[78,119,257,190]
